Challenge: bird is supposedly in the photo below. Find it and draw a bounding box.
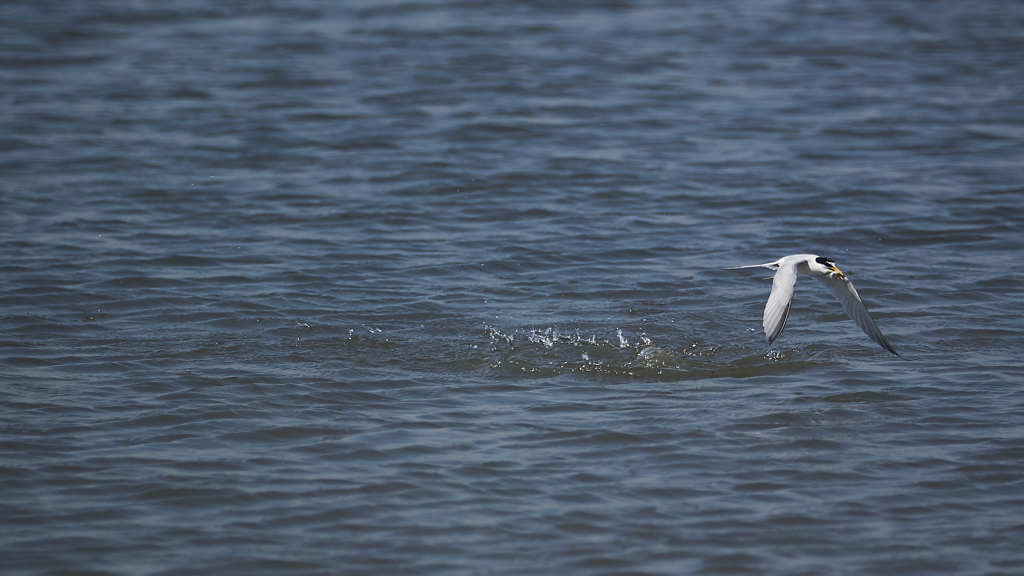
[731,254,899,355]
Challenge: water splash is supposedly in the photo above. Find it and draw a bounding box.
[481,324,819,379]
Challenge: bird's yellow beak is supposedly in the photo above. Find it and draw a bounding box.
[829,265,846,279]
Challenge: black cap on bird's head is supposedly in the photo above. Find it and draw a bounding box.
[815,256,845,278]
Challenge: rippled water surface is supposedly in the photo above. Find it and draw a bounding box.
[3,1,1024,574]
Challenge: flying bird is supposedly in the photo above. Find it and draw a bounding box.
[731,254,899,355]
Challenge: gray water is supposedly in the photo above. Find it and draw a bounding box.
[3,1,1024,574]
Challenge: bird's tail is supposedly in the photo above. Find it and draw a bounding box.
[725,261,777,270]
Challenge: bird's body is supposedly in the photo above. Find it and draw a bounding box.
[731,254,898,355]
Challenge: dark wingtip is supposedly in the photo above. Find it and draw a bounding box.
[881,341,901,357]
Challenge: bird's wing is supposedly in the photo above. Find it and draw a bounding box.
[763,263,798,344]
[818,274,899,355]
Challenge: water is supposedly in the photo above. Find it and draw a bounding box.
[3,1,1024,574]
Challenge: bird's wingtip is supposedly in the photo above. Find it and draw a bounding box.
[880,340,902,357]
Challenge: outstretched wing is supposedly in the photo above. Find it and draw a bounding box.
[763,263,798,345]
[818,274,899,355]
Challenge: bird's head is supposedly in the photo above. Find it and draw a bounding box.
[814,256,846,279]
